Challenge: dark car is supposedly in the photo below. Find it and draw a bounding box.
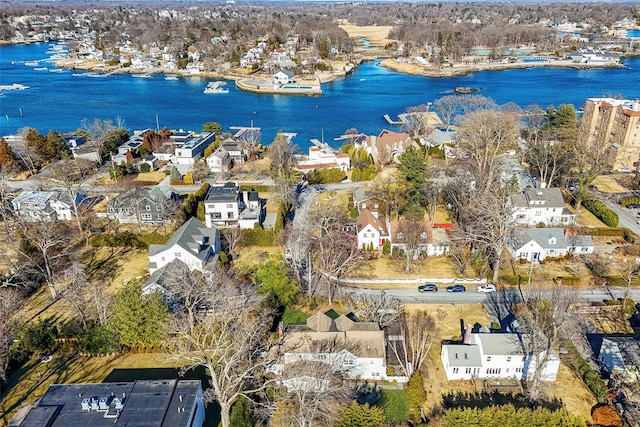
[627,204,640,209]
[418,284,438,292]
[446,285,466,293]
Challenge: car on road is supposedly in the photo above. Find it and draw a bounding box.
[477,284,497,293]
[446,285,466,293]
[418,283,438,292]
[627,203,640,209]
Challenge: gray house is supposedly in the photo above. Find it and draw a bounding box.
[509,228,593,262]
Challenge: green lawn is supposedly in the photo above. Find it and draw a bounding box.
[376,388,410,423]
[281,308,310,325]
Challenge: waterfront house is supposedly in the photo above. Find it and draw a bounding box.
[375,130,416,165]
[441,329,560,382]
[203,182,264,229]
[511,187,575,226]
[293,145,351,173]
[147,217,220,275]
[12,190,84,222]
[273,69,294,85]
[170,132,216,165]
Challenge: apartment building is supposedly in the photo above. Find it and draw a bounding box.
[578,97,640,171]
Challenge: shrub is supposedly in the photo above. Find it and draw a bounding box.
[583,200,619,227]
[305,167,346,184]
[583,370,608,399]
[242,228,278,246]
[89,232,168,248]
[139,163,151,173]
[382,240,391,255]
[622,298,636,315]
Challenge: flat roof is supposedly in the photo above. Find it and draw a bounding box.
[19,380,202,427]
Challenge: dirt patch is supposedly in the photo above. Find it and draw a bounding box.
[337,22,394,46]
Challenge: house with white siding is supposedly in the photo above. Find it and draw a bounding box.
[11,190,84,222]
[509,228,594,261]
[512,187,575,226]
[356,209,389,250]
[441,330,560,382]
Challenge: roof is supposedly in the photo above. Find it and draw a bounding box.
[19,380,202,427]
[474,333,525,356]
[567,234,594,247]
[512,187,566,209]
[356,209,388,236]
[511,228,567,250]
[148,217,217,261]
[205,182,239,203]
[601,337,640,371]
[444,343,482,367]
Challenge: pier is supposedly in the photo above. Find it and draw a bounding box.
[383,114,406,125]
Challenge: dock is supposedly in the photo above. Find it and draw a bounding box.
[384,114,407,125]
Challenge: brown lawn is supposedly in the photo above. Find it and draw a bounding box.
[568,204,607,228]
[357,256,463,286]
[134,171,166,183]
[592,175,629,193]
[337,22,394,47]
[542,363,596,423]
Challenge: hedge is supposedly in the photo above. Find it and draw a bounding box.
[582,200,619,227]
[239,184,271,193]
[241,228,278,246]
[89,232,169,248]
[620,197,640,206]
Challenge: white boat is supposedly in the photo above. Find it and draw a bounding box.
[165,75,179,80]
[49,68,63,73]
[24,61,39,67]
[203,81,229,94]
[34,67,48,71]
[132,73,153,78]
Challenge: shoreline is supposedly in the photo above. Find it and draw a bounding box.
[378,57,626,78]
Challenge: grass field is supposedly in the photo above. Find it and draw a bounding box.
[337,21,394,47]
[358,256,466,286]
[592,175,629,193]
[376,389,410,423]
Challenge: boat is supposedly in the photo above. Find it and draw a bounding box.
[454,86,479,94]
[203,81,229,94]
[24,61,39,67]
[132,73,153,78]
[34,67,48,71]
[165,75,179,81]
[49,68,63,73]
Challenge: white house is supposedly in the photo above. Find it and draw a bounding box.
[512,187,575,226]
[273,69,294,85]
[172,132,216,165]
[147,217,220,275]
[441,331,560,382]
[293,146,351,174]
[356,209,389,250]
[272,310,403,383]
[11,190,83,221]
[206,147,233,173]
[389,221,450,257]
[203,182,263,229]
[508,228,594,262]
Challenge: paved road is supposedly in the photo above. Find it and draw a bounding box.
[349,285,640,304]
[603,199,640,235]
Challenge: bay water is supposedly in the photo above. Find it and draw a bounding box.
[2,42,640,149]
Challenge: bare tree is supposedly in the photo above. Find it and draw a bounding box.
[404,104,434,140]
[51,158,95,238]
[388,310,437,377]
[347,291,401,329]
[313,228,362,305]
[271,360,354,427]
[0,287,23,394]
[363,172,409,223]
[421,182,441,227]
[82,118,115,164]
[269,132,296,206]
[170,274,277,427]
[524,137,569,188]
[455,186,518,283]
[580,254,611,287]
[522,104,547,145]
[221,227,243,259]
[517,283,579,401]
[433,95,460,131]
[396,220,427,272]
[455,109,519,191]
[281,225,312,292]
[59,262,91,328]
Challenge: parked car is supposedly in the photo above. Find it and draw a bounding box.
[446,285,466,293]
[477,284,497,293]
[418,283,438,292]
[627,204,640,209]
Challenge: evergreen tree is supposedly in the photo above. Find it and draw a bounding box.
[0,138,20,172]
[108,281,168,347]
[47,130,70,159]
[202,122,222,134]
[335,402,386,427]
[406,371,427,418]
[229,396,255,427]
[253,254,300,307]
[397,146,429,190]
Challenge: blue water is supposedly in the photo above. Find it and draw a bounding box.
[628,30,640,38]
[2,42,640,149]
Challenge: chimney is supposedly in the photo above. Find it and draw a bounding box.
[464,324,473,345]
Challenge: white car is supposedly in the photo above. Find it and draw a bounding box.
[477,284,497,293]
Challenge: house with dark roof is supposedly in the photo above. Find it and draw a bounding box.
[18,379,204,427]
[441,330,560,382]
[147,217,220,275]
[203,182,264,229]
[511,187,575,226]
[106,188,178,224]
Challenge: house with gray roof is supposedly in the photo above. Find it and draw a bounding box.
[203,182,264,229]
[511,187,575,226]
[508,228,593,261]
[148,217,220,275]
[12,190,85,222]
[441,331,560,382]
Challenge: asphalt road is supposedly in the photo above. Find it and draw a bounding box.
[349,285,640,304]
[603,199,640,235]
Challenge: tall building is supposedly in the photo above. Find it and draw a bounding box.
[578,97,640,171]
